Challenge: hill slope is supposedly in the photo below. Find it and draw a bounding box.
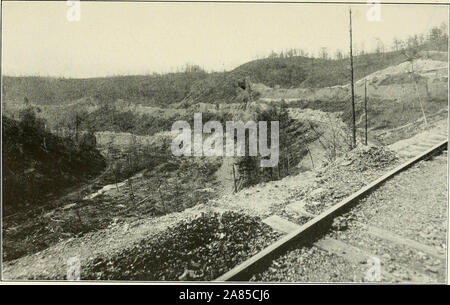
[232,51,408,88]
[1,50,430,108]
[2,111,106,216]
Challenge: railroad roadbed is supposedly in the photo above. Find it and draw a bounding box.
[215,120,447,282]
[252,149,447,283]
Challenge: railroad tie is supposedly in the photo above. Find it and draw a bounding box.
[262,215,375,266]
[434,153,448,160]
[285,201,316,218]
[424,135,447,143]
[262,215,300,234]
[398,150,422,158]
[362,224,446,261]
[412,143,435,149]
[314,237,373,265]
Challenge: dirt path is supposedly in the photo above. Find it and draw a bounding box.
[214,157,236,196]
[388,119,448,157]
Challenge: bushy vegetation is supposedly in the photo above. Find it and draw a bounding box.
[2,108,106,215]
[233,103,319,189]
[234,23,448,88]
[83,105,176,136]
[2,112,223,261]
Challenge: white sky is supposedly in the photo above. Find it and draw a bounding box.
[2,1,448,78]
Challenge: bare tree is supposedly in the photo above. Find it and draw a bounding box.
[319,47,329,60]
[393,37,401,51]
[375,38,385,54]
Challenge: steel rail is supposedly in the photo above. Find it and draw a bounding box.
[215,140,448,281]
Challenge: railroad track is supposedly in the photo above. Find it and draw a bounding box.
[215,132,448,282]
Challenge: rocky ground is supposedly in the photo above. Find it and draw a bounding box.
[83,211,281,281]
[252,149,447,283]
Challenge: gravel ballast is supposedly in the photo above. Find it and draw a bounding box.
[253,150,447,283]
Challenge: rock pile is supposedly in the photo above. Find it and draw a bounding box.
[343,145,398,171]
[83,211,281,281]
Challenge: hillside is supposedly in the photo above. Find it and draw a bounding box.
[1,49,437,109]
[2,69,209,106]
[2,111,106,216]
[252,54,448,144]
[3,23,448,111]
[233,51,407,88]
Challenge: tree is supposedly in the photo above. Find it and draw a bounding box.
[375,38,385,54]
[428,23,448,50]
[418,34,425,45]
[359,42,366,56]
[268,51,278,59]
[429,26,443,42]
[393,37,401,51]
[319,47,329,60]
[298,49,308,57]
[407,35,419,50]
[64,108,89,143]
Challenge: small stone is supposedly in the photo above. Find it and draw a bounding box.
[425,266,439,273]
[341,160,353,166]
[310,188,324,198]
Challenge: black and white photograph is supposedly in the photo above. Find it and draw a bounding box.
[1,0,449,286]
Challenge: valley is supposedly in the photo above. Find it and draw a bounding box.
[2,36,448,280]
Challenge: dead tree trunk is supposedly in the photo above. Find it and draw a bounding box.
[364,79,368,146]
[410,65,428,126]
[232,164,237,193]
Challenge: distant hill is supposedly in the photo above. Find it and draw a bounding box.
[2,37,447,108]
[0,52,414,107]
[232,51,408,88]
[232,35,448,89]
[2,70,208,106]
[185,49,441,104]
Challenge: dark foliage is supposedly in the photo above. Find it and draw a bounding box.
[234,103,318,189]
[2,109,106,215]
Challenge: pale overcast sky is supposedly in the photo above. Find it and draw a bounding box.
[2,1,448,78]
